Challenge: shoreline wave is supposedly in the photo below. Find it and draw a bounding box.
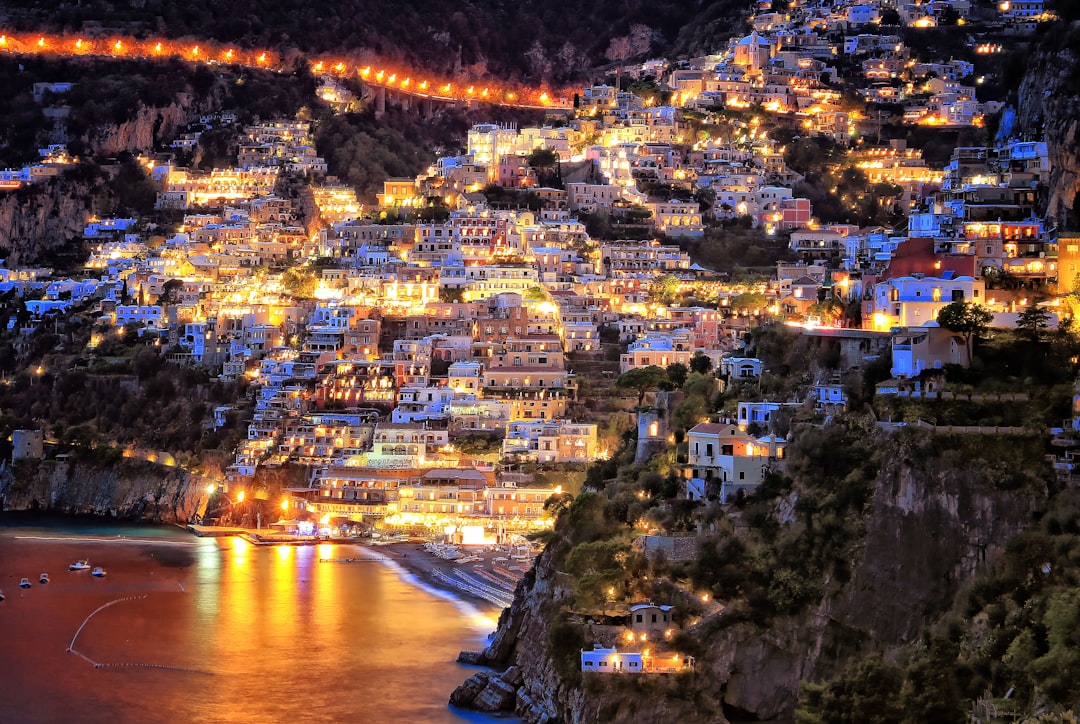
[358,545,502,639]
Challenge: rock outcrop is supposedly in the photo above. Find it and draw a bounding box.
[1015,21,1080,229]
[0,457,207,523]
[87,99,194,156]
[0,178,97,265]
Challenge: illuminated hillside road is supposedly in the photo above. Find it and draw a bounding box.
[0,32,574,110]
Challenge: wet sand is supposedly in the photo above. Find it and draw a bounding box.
[358,541,533,611]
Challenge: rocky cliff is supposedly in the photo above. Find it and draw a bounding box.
[0,177,97,265]
[0,457,207,523]
[0,95,204,265]
[82,96,198,157]
[1015,21,1080,229]
[453,430,1044,722]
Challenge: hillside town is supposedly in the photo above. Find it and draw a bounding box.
[0,0,1070,546]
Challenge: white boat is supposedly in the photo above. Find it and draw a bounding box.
[0,589,5,601]
[19,578,30,588]
[69,560,91,571]
[91,568,106,577]
[39,573,50,584]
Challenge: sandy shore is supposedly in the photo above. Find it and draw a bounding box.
[188,523,533,613]
[353,541,532,612]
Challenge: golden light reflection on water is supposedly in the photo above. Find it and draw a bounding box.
[0,525,504,724]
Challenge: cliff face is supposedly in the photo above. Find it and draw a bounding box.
[1015,21,1080,229]
[86,98,196,156]
[462,436,1042,723]
[0,458,207,523]
[0,179,96,265]
[0,96,204,265]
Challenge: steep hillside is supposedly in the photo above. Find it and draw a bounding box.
[1014,20,1080,229]
[0,0,753,85]
[454,420,1060,722]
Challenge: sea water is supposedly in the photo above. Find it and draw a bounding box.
[0,514,512,724]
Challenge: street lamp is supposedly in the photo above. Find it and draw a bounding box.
[204,487,245,526]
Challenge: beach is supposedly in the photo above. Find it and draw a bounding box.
[187,523,533,612]
[360,540,532,611]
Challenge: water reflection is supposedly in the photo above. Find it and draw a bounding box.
[0,521,506,724]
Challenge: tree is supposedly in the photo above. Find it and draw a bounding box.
[527,147,558,170]
[648,275,680,305]
[1016,303,1051,341]
[731,291,768,316]
[159,279,184,307]
[666,362,689,388]
[616,365,669,405]
[689,352,713,375]
[524,286,549,302]
[438,286,465,303]
[936,301,993,361]
[544,492,575,519]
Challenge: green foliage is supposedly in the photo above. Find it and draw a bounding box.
[1016,304,1052,341]
[648,275,680,305]
[665,362,688,389]
[565,539,634,607]
[936,301,993,359]
[689,352,713,375]
[314,109,454,201]
[730,291,768,315]
[438,286,465,303]
[281,266,317,299]
[797,656,905,724]
[549,617,586,685]
[616,365,669,405]
[527,147,558,169]
[677,226,793,275]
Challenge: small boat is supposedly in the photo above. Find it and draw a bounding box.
[0,589,5,601]
[19,578,30,588]
[91,568,106,577]
[39,573,50,584]
[69,560,91,571]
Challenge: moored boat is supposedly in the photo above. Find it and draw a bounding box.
[91,567,106,577]
[69,560,91,571]
[19,578,30,588]
[39,573,50,584]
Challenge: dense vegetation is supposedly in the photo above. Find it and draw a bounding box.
[542,320,1080,719]
[0,54,315,166]
[314,104,542,201]
[0,294,248,465]
[0,0,754,85]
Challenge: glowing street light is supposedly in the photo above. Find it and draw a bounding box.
[281,499,289,511]
[236,490,245,503]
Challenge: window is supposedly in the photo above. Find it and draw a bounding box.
[636,614,643,623]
